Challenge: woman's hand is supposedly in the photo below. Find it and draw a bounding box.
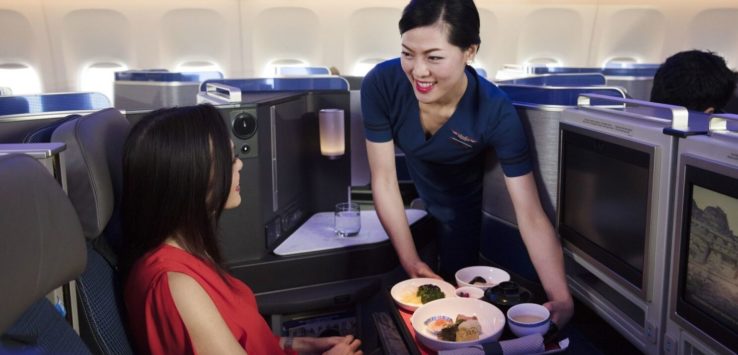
[543,297,574,328]
[321,335,363,355]
[290,335,362,355]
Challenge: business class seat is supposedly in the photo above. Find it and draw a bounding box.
[22,114,81,144]
[52,108,134,355]
[0,154,90,354]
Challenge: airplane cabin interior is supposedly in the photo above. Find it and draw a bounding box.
[2,1,738,354]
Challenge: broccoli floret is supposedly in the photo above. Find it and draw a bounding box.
[417,284,445,304]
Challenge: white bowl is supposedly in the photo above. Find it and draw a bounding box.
[506,303,551,337]
[455,266,511,290]
[455,286,485,299]
[410,297,506,351]
[390,278,457,311]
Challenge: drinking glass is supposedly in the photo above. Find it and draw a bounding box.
[334,202,360,237]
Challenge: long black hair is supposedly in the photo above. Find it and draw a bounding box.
[121,104,233,277]
[399,0,481,51]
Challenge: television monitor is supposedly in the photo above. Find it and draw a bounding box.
[558,125,652,293]
[672,156,738,353]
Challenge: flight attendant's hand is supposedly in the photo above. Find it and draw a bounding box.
[543,297,574,328]
[406,260,442,280]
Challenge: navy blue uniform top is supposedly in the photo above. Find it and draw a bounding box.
[361,58,532,276]
[361,58,532,226]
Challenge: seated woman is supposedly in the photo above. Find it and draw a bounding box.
[122,104,363,355]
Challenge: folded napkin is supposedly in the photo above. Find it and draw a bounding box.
[438,334,545,355]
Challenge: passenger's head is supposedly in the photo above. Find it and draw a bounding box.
[650,50,737,113]
[122,104,242,269]
[398,0,480,104]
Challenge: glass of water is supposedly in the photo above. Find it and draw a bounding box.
[334,202,361,237]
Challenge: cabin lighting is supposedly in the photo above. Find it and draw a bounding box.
[318,108,345,159]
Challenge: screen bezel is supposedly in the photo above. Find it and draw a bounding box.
[557,123,655,298]
[672,154,738,353]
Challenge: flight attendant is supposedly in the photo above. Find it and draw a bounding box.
[361,0,574,326]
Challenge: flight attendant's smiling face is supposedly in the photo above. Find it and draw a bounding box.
[400,22,476,106]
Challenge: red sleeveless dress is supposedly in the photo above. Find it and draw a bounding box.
[125,244,296,355]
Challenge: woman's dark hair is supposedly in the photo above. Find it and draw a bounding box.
[399,0,481,50]
[651,50,738,112]
[121,104,233,277]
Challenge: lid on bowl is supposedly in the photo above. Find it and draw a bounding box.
[484,281,532,308]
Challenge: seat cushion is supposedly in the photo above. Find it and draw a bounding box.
[1,299,91,355]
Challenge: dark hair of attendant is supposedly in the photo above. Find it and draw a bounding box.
[399,0,481,51]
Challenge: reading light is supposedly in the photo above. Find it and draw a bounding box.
[319,108,345,159]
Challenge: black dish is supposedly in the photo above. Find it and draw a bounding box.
[484,281,532,312]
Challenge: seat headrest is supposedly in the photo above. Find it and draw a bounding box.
[51,108,130,240]
[23,114,81,143]
[0,154,86,333]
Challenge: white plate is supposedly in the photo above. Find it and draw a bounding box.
[390,278,457,311]
[410,297,506,351]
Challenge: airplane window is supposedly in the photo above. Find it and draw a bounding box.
[175,60,223,75]
[525,57,561,66]
[604,57,638,68]
[276,66,331,76]
[80,62,127,102]
[352,58,384,77]
[264,59,308,77]
[494,65,529,81]
[0,63,42,95]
